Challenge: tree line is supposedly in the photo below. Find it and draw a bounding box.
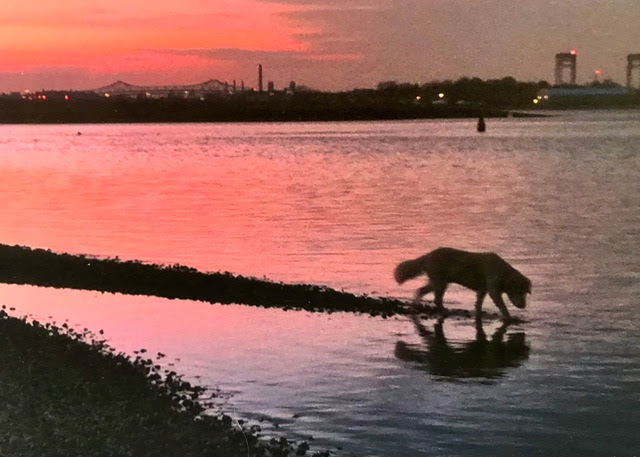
[6,75,614,123]
[375,76,550,108]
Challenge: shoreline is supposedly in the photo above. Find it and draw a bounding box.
[0,307,325,456]
[0,93,547,125]
[0,111,545,125]
[0,243,495,320]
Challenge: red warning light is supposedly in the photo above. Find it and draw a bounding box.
[65,95,70,101]
[570,49,577,56]
[594,69,602,76]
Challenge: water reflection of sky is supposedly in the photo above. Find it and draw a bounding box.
[6,281,636,457]
[0,283,530,452]
[1,116,639,455]
[0,120,560,296]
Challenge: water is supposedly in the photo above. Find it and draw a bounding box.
[1,112,639,456]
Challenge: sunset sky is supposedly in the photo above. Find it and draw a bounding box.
[0,0,638,92]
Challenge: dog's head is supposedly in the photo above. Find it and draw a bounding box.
[507,292,527,309]
[506,275,532,309]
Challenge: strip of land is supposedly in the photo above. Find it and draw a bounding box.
[0,308,324,457]
[0,243,462,318]
[0,92,525,124]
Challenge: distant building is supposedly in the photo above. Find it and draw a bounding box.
[91,79,234,98]
[555,51,577,86]
[285,81,297,95]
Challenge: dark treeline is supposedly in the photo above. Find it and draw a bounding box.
[0,76,550,124]
[0,92,503,124]
[377,76,550,108]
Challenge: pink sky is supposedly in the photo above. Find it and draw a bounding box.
[0,0,638,92]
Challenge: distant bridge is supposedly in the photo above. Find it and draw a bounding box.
[92,79,237,98]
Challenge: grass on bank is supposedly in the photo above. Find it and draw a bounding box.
[0,243,416,317]
[1,243,495,320]
[0,307,326,457]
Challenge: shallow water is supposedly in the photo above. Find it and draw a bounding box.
[1,112,639,455]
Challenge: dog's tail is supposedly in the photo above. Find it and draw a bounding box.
[394,257,425,284]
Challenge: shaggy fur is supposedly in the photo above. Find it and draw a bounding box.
[394,247,531,322]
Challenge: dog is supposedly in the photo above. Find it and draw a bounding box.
[394,247,531,322]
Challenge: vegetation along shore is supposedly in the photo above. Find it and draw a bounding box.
[0,77,560,124]
[0,243,495,319]
[0,307,328,457]
[2,77,636,124]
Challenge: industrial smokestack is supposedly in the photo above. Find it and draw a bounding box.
[258,64,263,93]
[628,54,640,88]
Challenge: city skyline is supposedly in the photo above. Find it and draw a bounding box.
[1,0,639,92]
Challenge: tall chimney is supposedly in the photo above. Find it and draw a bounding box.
[258,64,263,93]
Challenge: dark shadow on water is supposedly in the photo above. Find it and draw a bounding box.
[395,314,529,380]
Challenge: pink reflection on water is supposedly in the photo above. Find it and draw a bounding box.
[0,282,504,452]
[0,283,415,376]
[0,122,533,301]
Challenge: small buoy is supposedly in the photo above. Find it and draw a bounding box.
[477,116,486,133]
[77,131,82,136]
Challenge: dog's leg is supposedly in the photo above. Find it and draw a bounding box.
[475,290,486,324]
[433,283,447,312]
[434,319,446,341]
[489,290,512,322]
[414,283,433,301]
[474,318,487,342]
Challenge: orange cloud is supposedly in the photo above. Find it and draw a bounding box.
[0,1,308,72]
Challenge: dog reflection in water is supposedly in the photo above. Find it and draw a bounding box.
[395,315,529,379]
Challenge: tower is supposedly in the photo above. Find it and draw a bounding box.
[627,54,640,89]
[555,50,577,86]
[258,64,263,93]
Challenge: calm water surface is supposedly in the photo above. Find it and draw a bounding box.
[1,112,639,456]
